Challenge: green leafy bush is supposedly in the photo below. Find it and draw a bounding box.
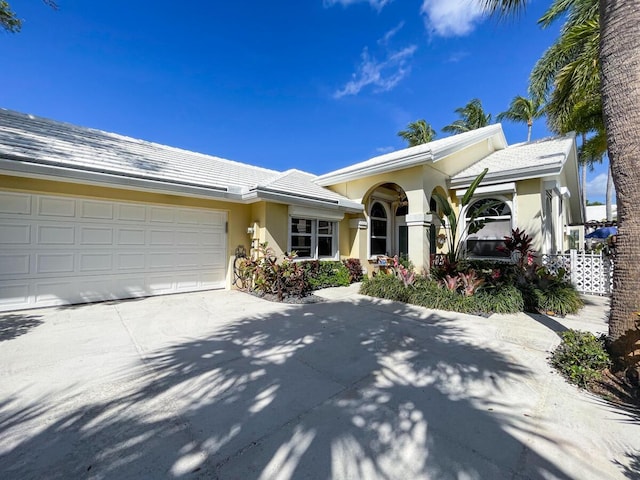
[360,274,412,303]
[550,330,610,387]
[527,268,583,316]
[361,275,524,315]
[300,261,350,290]
[237,243,311,301]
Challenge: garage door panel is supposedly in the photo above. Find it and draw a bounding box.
[80,226,114,245]
[0,192,227,311]
[177,209,201,225]
[79,253,113,272]
[81,200,114,220]
[0,192,32,215]
[38,196,76,217]
[117,253,146,270]
[118,228,146,245]
[37,253,74,274]
[118,204,146,222]
[37,225,75,245]
[0,254,30,275]
[1,224,31,245]
[0,282,29,306]
[150,230,174,245]
[150,207,174,223]
[176,231,199,246]
[148,252,175,269]
[202,232,224,246]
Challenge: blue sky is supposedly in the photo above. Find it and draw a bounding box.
[1,0,610,201]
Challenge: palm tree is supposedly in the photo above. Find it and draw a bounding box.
[1,1,57,32]
[442,98,492,134]
[496,95,544,142]
[528,0,612,219]
[482,0,640,383]
[397,119,436,147]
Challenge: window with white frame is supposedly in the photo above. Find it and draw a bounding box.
[290,217,337,259]
[370,201,388,256]
[465,198,512,258]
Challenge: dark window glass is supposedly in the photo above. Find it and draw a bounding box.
[292,218,312,234]
[291,235,312,258]
[371,202,386,219]
[318,221,333,235]
[371,238,386,255]
[318,237,333,257]
[372,219,387,237]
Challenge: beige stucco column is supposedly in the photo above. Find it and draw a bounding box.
[405,212,434,275]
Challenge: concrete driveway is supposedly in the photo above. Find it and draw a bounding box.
[0,287,637,479]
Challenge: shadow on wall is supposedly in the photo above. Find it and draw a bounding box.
[0,297,607,479]
[0,314,43,342]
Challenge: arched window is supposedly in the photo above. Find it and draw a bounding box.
[370,201,388,255]
[465,198,512,258]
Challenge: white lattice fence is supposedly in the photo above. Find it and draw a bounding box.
[542,250,614,295]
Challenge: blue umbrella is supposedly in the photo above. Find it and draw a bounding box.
[585,226,618,239]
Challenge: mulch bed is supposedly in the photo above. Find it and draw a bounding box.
[589,369,640,413]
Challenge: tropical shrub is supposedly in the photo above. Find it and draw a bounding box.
[342,258,364,283]
[237,243,312,301]
[300,261,350,290]
[360,273,413,303]
[550,330,610,387]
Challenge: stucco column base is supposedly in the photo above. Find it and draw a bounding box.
[406,213,434,275]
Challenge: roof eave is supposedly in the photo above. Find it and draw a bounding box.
[250,188,363,213]
[315,150,434,186]
[0,157,245,202]
[449,164,564,189]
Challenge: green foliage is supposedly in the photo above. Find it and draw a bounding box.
[300,261,350,290]
[550,330,611,387]
[442,98,492,134]
[360,274,412,303]
[1,0,57,33]
[432,168,492,264]
[361,274,524,315]
[397,119,436,146]
[237,243,311,301]
[1,0,21,32]
[342,258,364,283]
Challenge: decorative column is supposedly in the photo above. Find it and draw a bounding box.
[405,213,434,275]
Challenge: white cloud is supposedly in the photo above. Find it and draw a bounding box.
[334,45,417,98]
[446,50,470,63]
[586,173,616,199]
[420,0,486,37]
[378,21,405,46]
[323,0,392,12]
[375,146,395,154]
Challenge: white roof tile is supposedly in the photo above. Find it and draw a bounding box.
[0,109,360,210]
[450,133,576,186]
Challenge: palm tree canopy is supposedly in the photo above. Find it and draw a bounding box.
[442,98,492,134]
[397,119,436,147]
[497,95,543,126]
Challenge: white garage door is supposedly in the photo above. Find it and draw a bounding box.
[0,191,227,312]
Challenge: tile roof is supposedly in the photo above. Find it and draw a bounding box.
[0,109,360,210]
[450,133,576,187]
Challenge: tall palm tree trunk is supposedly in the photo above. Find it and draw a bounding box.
[605,164,614,221]
[599,0,640,381]
[582,164,587,212]
[580,133,587,213]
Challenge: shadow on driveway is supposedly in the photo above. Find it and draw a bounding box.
[0,297,587,479]
[0,313,43,342]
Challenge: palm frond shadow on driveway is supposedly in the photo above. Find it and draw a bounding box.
[0,297,583,479]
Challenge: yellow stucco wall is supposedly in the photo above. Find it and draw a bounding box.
[516,178,544,253]
[0,174,253,287]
